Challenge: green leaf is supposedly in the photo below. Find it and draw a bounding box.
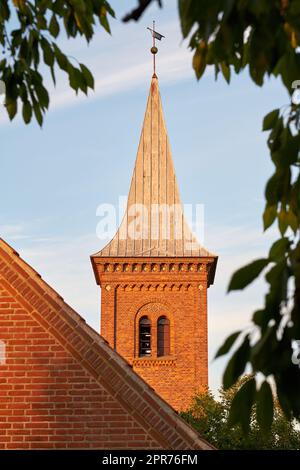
[50,64,56,85]
[192,42,207,80]
[104,2,115,19]
[223,336,250,389]
[269,238,290,262]
[41,38,54,67]
[256,381,274,433]
[263,204,277,230]
[215,331,241,359]
[280,130,300,166]
[276,364,300,419]
[252,309,265,327]
[99,6,111,34]
[265,261,289,305]
[49,14,60,38]
[36,13,47,30]
[286,208,299,233]
[251,326,277,373]
[33,102,43,126]
[22,101,32,124]
[267,118,283,152]
[263,109,279,131]
[35,84,49,109]
[221,61,230,83]
[68,65,86,93]
[229,378,256,434]
[179,0,194,38]
[53,45,68,71]
[6,100,17,120]
[228,259,269,292]
[19,38,28,60]
[278,209,289,235]
[265,168,291,205]
[79,63,94,89]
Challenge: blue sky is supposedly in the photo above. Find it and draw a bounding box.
[0,1,289,392]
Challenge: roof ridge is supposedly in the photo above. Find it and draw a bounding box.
[0,237,90,330]
[0,237,214,450]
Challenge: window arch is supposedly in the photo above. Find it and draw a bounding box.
[157,316,170,357]
[139,316,151,357]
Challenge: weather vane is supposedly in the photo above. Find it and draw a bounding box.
[147,21,165,76]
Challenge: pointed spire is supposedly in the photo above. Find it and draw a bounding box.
[93,76,215,258]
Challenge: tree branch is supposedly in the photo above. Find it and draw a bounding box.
[122,0,162,23]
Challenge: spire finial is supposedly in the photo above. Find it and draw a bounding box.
[147,21,165,77]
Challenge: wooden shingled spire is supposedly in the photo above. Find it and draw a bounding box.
[93,75,215,258]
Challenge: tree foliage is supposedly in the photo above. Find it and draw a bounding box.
[181,378,300,450]
[1,0,300,434]
[124,0,300,432]
[0,0,114,125]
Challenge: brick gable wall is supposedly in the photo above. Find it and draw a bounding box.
[0,281,158,450]
[0,239,214,450]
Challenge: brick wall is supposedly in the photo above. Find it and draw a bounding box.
[0,281,159,449]
[95,258,212,411]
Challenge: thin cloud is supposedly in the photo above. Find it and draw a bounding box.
[51,48,194,111]
[0,18,196,125]
[0,224,30,240]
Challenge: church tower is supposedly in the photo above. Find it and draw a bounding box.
[91,70,217,411]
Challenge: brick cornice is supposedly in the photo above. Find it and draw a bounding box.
[91,256,217,287]
[0,238,214,450]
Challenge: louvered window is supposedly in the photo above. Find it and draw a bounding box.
[139,316,151,356]
[157,316,170,357]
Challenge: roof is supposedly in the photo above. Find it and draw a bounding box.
[93,75,216,259]
[0,237,214,450]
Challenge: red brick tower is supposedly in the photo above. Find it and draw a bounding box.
[91,74,217,411]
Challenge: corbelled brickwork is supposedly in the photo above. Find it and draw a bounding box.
[0,238,214,450]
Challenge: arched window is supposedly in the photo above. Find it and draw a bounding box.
[157,316,170,357]
[139,316,151,357]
